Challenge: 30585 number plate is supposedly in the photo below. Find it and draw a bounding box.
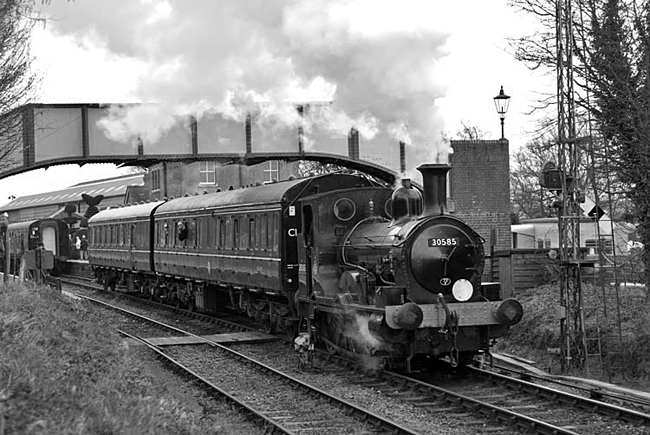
[428,237,458,247]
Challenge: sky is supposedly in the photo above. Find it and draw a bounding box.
[0,0,547,207]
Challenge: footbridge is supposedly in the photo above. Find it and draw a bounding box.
[0,103,402,186]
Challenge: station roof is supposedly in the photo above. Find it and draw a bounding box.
[1,173,144,212]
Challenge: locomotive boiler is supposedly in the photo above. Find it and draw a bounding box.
[87,163,522,372]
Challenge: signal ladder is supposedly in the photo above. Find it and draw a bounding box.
[583,230,623,382]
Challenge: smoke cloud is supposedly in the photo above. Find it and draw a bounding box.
[37,0,453,168]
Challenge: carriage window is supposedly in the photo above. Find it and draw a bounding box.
[249,218,255,249]
[219,218,226,248]
[207,216,216,249]
[233,218,240,250]
[266,215,271,249]
[240,217,249,249]
[189,219,197,248]
[159,222,165,247]
[197,217,204,248]
[225,218,232,249]
[261,215,268,250]
[272,214,279,251]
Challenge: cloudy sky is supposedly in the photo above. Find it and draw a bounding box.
[0,0,546,206]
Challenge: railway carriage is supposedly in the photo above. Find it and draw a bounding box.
[2,218,71,274]
[149,173,386,330]
[87,165,523,371]
[89,201,164,289]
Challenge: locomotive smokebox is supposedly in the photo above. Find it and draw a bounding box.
[417,163,450,216]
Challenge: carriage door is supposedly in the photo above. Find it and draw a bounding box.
[284,206,300,293]
[302,205,314,296]
[129,222,135,270]
[41,225,57,255]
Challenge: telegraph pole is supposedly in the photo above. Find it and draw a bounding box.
[556,0,586,371]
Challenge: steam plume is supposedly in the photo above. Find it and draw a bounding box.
[38,0,453,169]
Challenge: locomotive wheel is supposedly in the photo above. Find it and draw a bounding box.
[102,276,115,292]
[260,317,277,335]
[318,313,349,352]
[284,321,298,341]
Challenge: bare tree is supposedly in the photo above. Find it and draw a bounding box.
[0,0,40,172]
[511,0,650,283]
[510,134,632,222]
[455,121,488,140]
[511,138,557,220]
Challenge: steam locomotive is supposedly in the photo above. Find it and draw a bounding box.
[88,163,523,371]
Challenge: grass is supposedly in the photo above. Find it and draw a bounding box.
[0,281,252,435]
[497,282,650,387]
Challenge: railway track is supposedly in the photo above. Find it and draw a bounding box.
[343,361,650,434]
[76,293,424,435]
[58,272,650,434]
[220,342,650,434]
[486,362,650,414]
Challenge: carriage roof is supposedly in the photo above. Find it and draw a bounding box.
[88,201,165,224]
[7,219,37,231]
[154,173,375,215]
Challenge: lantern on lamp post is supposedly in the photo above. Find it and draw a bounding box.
[493,86,511,139]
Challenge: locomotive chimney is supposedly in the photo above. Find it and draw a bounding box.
[399,141,406,174]
[417,163,450,216]
[348,128,360,160]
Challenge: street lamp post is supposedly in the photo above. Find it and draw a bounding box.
[493,86,511,139]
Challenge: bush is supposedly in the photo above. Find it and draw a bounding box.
[499,282,650,384]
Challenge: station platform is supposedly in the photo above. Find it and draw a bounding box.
[63,259,93,278]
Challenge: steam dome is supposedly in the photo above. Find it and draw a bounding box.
[390,179,423,226]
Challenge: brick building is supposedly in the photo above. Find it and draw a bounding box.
[145,160,300,200]
[449,139,513,295]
